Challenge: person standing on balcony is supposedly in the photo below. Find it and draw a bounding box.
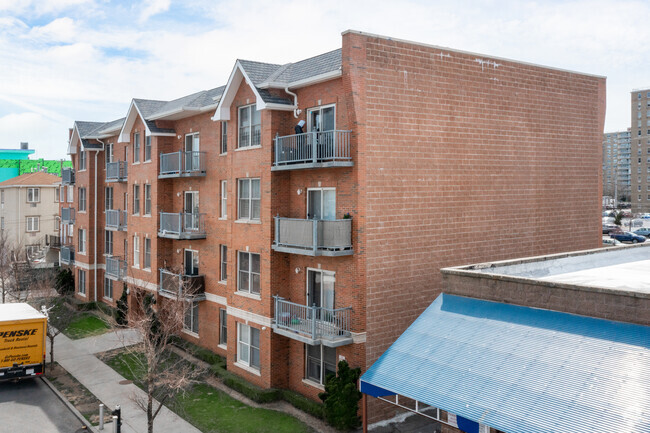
[295,119,305,135]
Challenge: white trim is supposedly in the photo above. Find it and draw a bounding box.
[123,276,158,291]
[261,102,296,111]
[233,361,261,376]
[119,100,157,143]
[227,306,271,327]
[233,145,262,152]
[351,331,366,344]
[259,69,342,90]
[73,261,106,271]
[217,343,227,351]
[302,378,325,391]
[204,292,227,305]
[182,329,200,339]
[234,291,261,301]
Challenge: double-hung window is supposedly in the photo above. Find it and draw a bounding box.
[106,143,113,168]
[104,277,113,300]
[144,238,151,269]
[79,151,87,170]
[55,188,59,203]
[105,230,113,255]
[237,323,260,370]
[145,136,152,161]
[306,344,337,386]
[67,186,73,202]
[133,133,140,163]
[221,122,228,154]
[133,235,140,267]
[133,185,140,215]
[105,187,113,211]
[26,216,39,232]
[78,270,86,295]
[238,104,261,148]
[220,245,227,281]
[238,251,260,295]
[78,229,86,253]
[237,178,260,220]
[219,309,227,346]
[220,180,227,218]
[144,184,151,215]
[27,188,40,203]
[79,188,87,212]
[184,302,199,335]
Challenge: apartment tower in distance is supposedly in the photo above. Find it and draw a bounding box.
[602,129,631,202]
[60,31,606,424]
[631,88,650,212]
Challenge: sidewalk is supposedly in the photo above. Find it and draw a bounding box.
[52,329,201,433]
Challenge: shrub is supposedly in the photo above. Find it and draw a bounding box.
[115,286,128,326]
[280,390,324,419]
[54,268,74,295]
[319,360,362,430]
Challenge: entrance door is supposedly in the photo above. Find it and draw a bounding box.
[308,105,335,159]
[307,188,335,220]
[307,269,335,310]
[184,249,199,276]
[184,191,199,230]
[184,134,200,171]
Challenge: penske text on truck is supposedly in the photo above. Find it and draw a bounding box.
[0,303,47,380]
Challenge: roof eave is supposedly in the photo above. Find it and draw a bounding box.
[259,69,342,90]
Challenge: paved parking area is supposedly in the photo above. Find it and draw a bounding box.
[0,378,87,433]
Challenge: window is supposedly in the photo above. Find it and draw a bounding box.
[238,178,260,220]
[78,228,86,253]
[78,270,86,295]
[54,187,59,203]
[27,188,40,203]
[220,180,227,218]
[238,104,261,148]
[105,230,113,255]
[145,136,151,161]
[1,190,3,204]
[133,185,140,215]
[26,245,39,259]
[221,122,228,154]
[133,133,140,163]
[67,186,74,202]
[79,188,87,212]
[55,216,60,231]
[219,309,227,346]
[26,216,39,232]
[238,251,260,295]
[104,277,113,300]
[237,323,260,370]
[220,245,227,281]
[184,302,199,335]
[144,184,151,215]
[105,187,113,210]
[106,143,113,167]
[79,151,87,170]
[144,238,151,269]
[133,236,140,267]
[306,344,336,385]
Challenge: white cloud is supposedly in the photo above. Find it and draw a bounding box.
[28,17,78,43]
[0,112,71,160]
[139,0,171,23]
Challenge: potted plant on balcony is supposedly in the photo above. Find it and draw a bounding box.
[343,213,352,219]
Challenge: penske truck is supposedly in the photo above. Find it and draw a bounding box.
[0,303,47,381]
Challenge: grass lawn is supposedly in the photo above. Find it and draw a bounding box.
[104,350,311,433]
[64,314,110,340]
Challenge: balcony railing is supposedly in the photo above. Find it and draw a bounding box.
[158,212,206,239]
[106,161,128,182]
[62,168,75,185]
[60,245,74,265]
[272,217,353,256]
[272,296,352,347]
[61,207,75,224]
[105,256,127,281]
[159,151,206,178]
[272,130,353,171]
[158,269,205,300]
[45,234,61,248]
[106,209,127,231]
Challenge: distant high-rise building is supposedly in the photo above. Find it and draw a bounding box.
[631,89,650,212]
[602,129,631,202]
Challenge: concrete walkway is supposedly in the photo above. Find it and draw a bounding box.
[52,329,201,433]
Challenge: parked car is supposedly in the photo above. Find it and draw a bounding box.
[631,219,644,228]
[609,231,646,243]
[641,213,650,219]
[602,223,619,234]
[633,227,650,238]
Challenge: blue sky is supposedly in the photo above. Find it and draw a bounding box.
[0,0,648,160]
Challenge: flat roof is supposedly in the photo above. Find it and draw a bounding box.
[448,244,650,297]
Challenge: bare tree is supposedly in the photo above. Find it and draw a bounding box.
[0,229,18,303]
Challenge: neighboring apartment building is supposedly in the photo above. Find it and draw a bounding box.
[0,172,62,262]
[62,30,605,418]
[631,88,650,212]
[602,129,631,202]
[0,142,72,182]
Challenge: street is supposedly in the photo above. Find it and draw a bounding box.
[0,377,87,433]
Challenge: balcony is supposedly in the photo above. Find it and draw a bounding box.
[272,217,352,256]
[62,168,75,185]
[158,269,205,301]
[106,161,128,182]
[158,212,206,240]
[272,130,353,171]
[60,245,74,265]
[105,256,127,281]
[61,207,75,224]
[159,151,206,178]
[106,209,127,231]
[45,234,61,249]
[272,296,352,347]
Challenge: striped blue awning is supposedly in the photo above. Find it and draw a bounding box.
[360,294,650,433]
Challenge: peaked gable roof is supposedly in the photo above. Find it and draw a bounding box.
[0,172,61,187]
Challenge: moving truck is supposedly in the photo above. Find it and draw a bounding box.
[0,303,47,381]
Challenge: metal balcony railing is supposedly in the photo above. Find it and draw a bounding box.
[159,151,206,178]
[61,207,75,224]
[272,217,353,256]
[273,296,352,346]
[272,130,352,170]
[106,160,128,182]
[158,269,205,300]
[105,256,127,281]
[60,245,74,265]
[62,168,75,185]
[106,209,127,231]
[158,212,206,239]
[45,234,61,248]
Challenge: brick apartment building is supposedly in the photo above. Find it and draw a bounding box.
[631,88,650,212]
[603,129,631,202]
[61,30,605,419]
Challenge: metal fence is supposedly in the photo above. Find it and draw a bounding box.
[274,217,352,254]
[106,161,128,181]
[159,269,205,299]
[61,207,75,223]
[106,256,127,280]
[45,234,61,248]
[273,130,351,166]
[60,245,74,264]
[159,212,205,237]
[273,296,351,341]
[159,151,206,177]
[106,209,127,230]
[62,168,75,185]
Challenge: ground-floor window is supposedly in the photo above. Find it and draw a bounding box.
[184,302,199,335]
[104,277,113,300]
[306,344,336,385]
[237,323,260,370]
[219,309,227,346]
[78,270,86,295]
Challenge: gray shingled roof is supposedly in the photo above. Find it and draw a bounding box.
[133,100,175,134]
[76,121,105,138]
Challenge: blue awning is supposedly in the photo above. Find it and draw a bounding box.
[360,294,650,433]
